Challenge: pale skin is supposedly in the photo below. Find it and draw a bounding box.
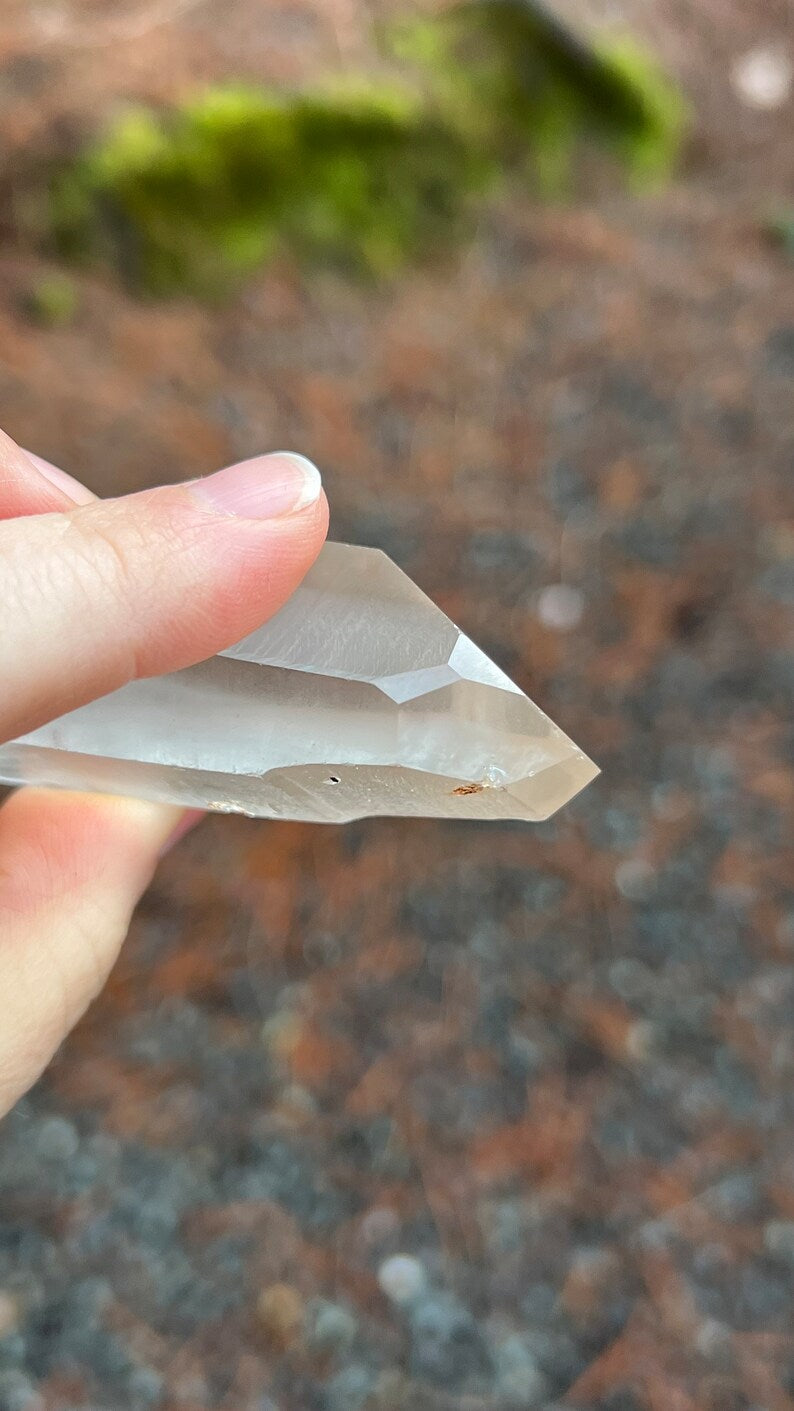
[0,429,329,1117]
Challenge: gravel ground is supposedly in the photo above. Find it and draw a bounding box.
[0,3,793,1409]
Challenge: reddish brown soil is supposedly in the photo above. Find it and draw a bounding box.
[0,5,793,1410]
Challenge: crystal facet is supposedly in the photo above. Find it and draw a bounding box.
[0,544,598,822]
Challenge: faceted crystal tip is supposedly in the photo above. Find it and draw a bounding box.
[0,543,599,824]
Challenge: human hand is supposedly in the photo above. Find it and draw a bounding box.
[0,430,328,1116]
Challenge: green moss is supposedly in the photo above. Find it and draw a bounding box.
[24,273,78,326]
[46,2,687,296]
[52,82,488,296]
[593,36,689,188]
[393,2,687,193]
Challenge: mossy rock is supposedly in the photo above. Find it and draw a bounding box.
[24,273,78,327]
[47,1,687,297]
[51,83,488,297]
[393,1,688,193]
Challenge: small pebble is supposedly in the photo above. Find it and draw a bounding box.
[275,1083,318,1120]
[561,1247,621,1321]
[705,1173,761,1219]
[377,1254,427,1305]
[358,1206,400,1249]
[256,1284,304,1347]
[34,1117,79,1161]
[372,1369,414,1408]
[535,583,585,631]
[492,1333,548,1407]
[260,1011,303,1061]
[608,957,652,1002]
[408,1291,484,1384]
[625,1019,656,1061]
[695,1318,733,1364]
[127,1365,164,1407]
[306,1297,358,1352]
[713,882,756,913]
[615,858,655,900]
[651,784,690,821]
[0,1372,44,1411]
[763,1220,794,1261]
[521,1282,557,1323]
[732,46,792,109]
[0,1291,19,1337]
[324,1363,374,1411]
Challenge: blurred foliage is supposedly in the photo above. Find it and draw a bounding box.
[47,0,687,296]
[52,84,486,295]
[24,273,78,327]
[392,1,687,194]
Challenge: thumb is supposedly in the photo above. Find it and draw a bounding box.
[0,453,328,742]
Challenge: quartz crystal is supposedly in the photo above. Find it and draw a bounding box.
[0,543,598,822]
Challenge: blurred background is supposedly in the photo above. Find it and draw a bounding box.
[0,1,793,1408]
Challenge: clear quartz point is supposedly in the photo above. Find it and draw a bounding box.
[0,543,598,823]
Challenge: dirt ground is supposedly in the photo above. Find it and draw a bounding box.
[0,3,793,1409]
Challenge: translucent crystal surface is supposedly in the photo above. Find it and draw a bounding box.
[0,544,598,822]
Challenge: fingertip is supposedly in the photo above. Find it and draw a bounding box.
[189,451,323,520]
[307,484,330,547]
[0,454,331,739]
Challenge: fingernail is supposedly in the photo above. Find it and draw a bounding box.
[189,452,322,519]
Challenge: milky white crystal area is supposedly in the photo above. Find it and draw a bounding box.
[0,543,598,822]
